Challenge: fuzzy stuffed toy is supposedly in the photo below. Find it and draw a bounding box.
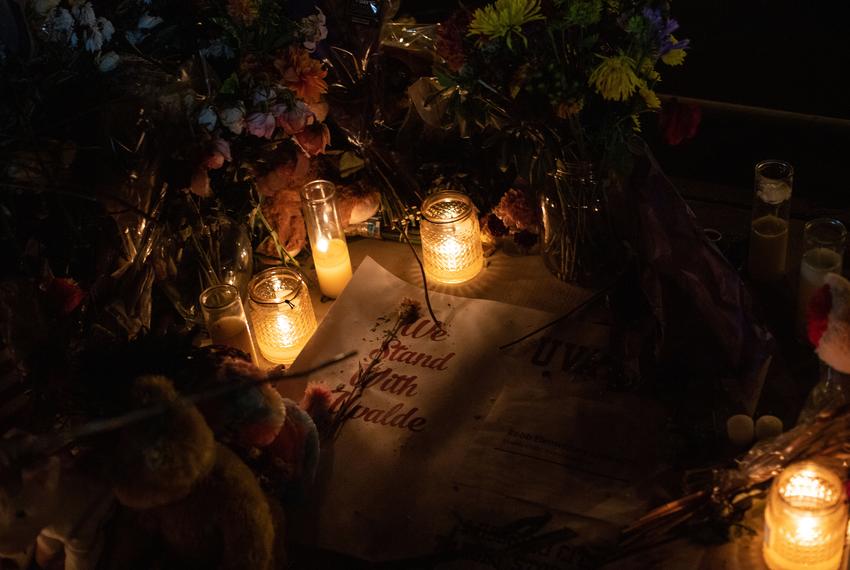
[808,273,850,374]
[103,375,283,570]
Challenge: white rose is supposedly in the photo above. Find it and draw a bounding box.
[219,106,245,135]
[98,17,114,42]
[84,29,103,52]
[137,13,163,30]
[72,2,96,27]
[97,51,120,72]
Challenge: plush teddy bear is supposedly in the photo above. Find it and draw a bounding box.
[101,375,284,570]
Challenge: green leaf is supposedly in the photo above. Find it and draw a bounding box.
[339,152,365,178]
[219,73,239,96]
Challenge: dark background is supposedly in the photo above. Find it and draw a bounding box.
[396,1,850,209]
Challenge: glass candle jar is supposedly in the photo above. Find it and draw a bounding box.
[247,267,317,365]
[199,284,257,363]
[420,191,484,284]
[797,218,847,340]
[763,461,848,570]
[748,160,793,282]
[301,180,353,299]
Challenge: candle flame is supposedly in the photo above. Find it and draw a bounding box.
[316,238,329,253]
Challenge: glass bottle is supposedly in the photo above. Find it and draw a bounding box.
[748,160,793,282]
[199,284,258,363]
[301,180,353,299]
[420,190,483,284]
[247,267,317,365]
[797,218,846,340]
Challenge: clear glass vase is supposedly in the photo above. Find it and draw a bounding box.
[157,214,253,323]
[798,361,850,424]
[540,162,616,286]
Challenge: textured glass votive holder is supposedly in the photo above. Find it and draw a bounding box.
[763,461,848,570]
[247,267,317,365]
[420,190,483,284]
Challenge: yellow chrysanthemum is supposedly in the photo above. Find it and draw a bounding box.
[639,58,661,82]
[639,86,661,109]
[588,54,640,102]
[605,0,621,12]
[468,0,545,49]
[661,36,687,66]
[630,114,642,132]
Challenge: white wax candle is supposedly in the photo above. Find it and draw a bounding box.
[313,237,352,298]
[208,315,257,363]
[797,248,842,338]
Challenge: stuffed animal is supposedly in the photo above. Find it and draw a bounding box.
[808,273,850,373]
[103,375,282,570]
[0,444,113,570]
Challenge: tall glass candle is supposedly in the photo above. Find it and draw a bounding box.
[301,180,353,299]
[200,284,258,363]
[763,461,848,570]
[420,190,483,284]
[748,160,793,281]
[797,218,847,340]
[247,267,317,365]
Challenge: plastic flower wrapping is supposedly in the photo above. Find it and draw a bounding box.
[0,0,334,336]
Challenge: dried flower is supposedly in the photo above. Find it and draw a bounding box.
[204,138,232,170]
[299,8,328,52]
[481,212,508,238]
[493,188,537,231]
[227,0,259,26]
[398,297,422,325]
[588,54,640,102]
[294,123,330,156]
[272,101,314,135]
[246,111,276,139]
[275,47,328,104]
[300,381,333,427]
[468,0,545,49]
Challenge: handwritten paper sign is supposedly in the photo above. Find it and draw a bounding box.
[283,257,552,561]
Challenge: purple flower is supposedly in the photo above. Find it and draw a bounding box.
[641,7,690,55]
[271,101,315,135]
[246,112,276,139]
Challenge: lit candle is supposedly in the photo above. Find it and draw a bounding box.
[313,237,353,299]
[301,180,353,298]
[200,284,258,363]
[420,190,483,284]
[763,461,848,570]
[247,267,317,365]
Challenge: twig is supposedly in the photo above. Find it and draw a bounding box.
[0,351,357,470]
[395,222,441,328]
[498,269,624,350]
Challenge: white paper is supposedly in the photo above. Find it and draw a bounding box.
[283,257,552,561]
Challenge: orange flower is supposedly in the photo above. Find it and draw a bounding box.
[275,47,328,103]
[227,0,258,26]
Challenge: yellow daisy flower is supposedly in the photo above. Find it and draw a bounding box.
[639,86,661,109]
[468,0,545,49]
[588,54,640,102]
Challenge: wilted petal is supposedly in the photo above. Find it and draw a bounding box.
[294,123,330,156]
[246,112,276,139]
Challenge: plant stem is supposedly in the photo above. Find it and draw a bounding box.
[395,221,441,329]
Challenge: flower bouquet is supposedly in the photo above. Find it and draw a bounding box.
[429,0,689,283]
[1,0,335,330]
